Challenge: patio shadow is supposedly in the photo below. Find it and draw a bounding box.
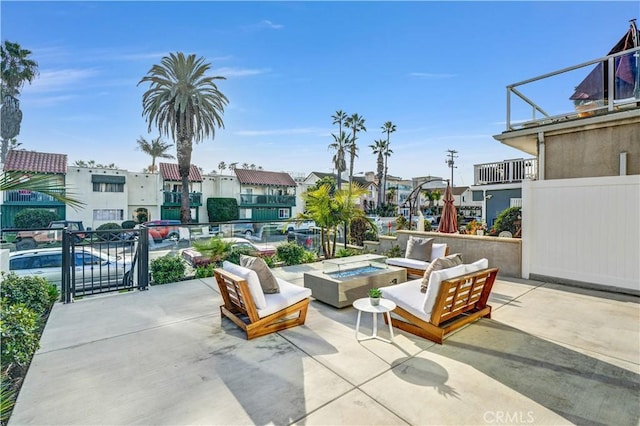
[432,320,640,426]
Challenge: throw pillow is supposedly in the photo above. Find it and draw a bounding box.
[405,236,434,261]
[240,255,280,294]
[420,253,464,293]
[222,261,266,310]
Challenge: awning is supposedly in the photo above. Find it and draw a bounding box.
[91,175,126,184]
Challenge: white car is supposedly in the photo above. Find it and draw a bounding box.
[222,237,277,257]
[9,247,132,291]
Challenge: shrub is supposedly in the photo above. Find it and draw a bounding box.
[150,255,186,285]
[195,264,214,278]
[225,246,254,265]
[396,215,408,230]
[1,370,16,424]
[13,209,58,229]
[301,250,317,264]
[336,248,358,258]
[0,273,57,318]
[134,208,149,223]
[262,255,276,268]
[96,222,123,241]
[121,220,136,229]
[0,301,40,367]
[492,207,522,235]
[206,197,239,222]
[276,242,305,266]
[385,244,403,258]
[192,237,232,265]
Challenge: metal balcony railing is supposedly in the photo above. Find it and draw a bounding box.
[474,158,537,185]
[3,189,66,204]
[162,191,202,206]
[239,194,296,206]
[506,46,639,131]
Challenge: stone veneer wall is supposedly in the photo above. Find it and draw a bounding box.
[363,230,521,278]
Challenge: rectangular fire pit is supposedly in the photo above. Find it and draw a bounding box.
[303,255,407,308]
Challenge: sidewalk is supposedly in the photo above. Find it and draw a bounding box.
[9,265,640,425]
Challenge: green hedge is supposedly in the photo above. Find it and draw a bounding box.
[206,197,238,222]
[13,209,58,229]
[150,255,186,285]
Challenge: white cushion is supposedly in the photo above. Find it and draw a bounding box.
[466,258,489,274]
[422,264,467,316]
[257,278,312,318]
[386,257,430,271]
[429,243,448,261]
[222,261,267,310]
[380,279,429,322]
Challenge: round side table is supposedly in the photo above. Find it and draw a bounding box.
[352,298,397,343]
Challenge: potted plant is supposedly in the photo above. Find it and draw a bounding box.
[368,287,382,306]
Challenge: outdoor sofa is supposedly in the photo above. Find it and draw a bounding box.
[381,258,498,344]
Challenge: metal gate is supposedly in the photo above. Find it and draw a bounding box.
[61,228,149,303]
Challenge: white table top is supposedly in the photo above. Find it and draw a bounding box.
[353,298,396,313]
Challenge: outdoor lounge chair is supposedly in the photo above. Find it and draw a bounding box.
[213,265,312,340]
[380,259,498,344]
[386,241,450,278]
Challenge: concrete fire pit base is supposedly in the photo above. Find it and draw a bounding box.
[303,266,407,308]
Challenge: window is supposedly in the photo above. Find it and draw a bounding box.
[93,209,124,221]
[93,182,124,192]
[278,209,290,219]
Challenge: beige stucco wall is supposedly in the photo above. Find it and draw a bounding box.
[544,119,640,179]
[363,230,522,278]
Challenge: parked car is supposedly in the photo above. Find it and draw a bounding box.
[231,223,257,238]
[143,220,181,242]
[9,247,132,290]
[15,220,86,250]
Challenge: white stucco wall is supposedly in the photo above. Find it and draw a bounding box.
[522,175,640,292]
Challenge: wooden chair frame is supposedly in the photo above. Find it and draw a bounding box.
[213,268,310,340]
[384,267,498,344]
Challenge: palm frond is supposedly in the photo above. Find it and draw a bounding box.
[0,171,85,210]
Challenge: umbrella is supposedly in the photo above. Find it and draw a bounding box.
[570,20,639,102]
[437,184,457,234]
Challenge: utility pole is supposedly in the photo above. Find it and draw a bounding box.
[445,149,458,188]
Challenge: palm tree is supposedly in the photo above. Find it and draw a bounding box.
[136,136,174,173]
[369,139,386,207]
[328,131,348,190]
[344,113,366,185]
[297,183,368,259]
[228,162,237,170]
[139,52,228,223]
[218,161,226,174]
[1,41,39,163]
[241,162,249,169]
[386,187,396,204]
[381,121,396,201]
[331,110,347,137]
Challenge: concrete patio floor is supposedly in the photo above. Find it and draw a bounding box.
[9,263,640,425]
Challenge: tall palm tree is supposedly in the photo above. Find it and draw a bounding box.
[370,139,386,207]
[328,131,348,190]
[331,110,347,138]
[218,161,226,174]
[344,113,366,185]
[228,162,237,170]
[1,41,39,163]
[241,162,249,169]
[139,52,227,223]
[136,136,174,173]
[381,121,396,198]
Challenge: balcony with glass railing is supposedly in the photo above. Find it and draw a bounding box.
[505,46,639,131]
[474,158,538,185]
[3,189,66,205]
[162,191,202,206]
[239,194,296,207]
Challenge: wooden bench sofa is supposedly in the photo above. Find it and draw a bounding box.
[214,264,312,340]
[380,259,498,344]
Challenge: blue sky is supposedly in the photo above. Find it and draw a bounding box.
[2,1,638,186]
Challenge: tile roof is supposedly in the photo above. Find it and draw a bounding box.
[159,163,203,182]
[3,150,67,174]
[235,169,297,186]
